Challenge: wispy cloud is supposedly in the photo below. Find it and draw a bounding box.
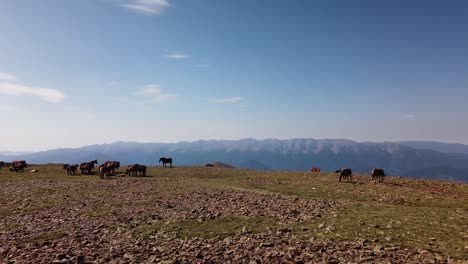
[0,80,64,103]
[0,72,17,81]
[135,84,176,102]
[121,0,170,15]
[405,113,416,119]
[207,97,244,103]
[166,52,187,59]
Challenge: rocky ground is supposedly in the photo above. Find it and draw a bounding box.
[0,166,466,263]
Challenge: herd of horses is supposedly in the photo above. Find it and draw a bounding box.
[308,167,386,183]
[1,157,174,179]
[61,157,173,179]
[1,159,386,183]
[324,167,386,183]
[0,160,28,173]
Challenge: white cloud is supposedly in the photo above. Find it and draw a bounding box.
[121,0,170,15]
[0,72,17,81]
[135,84,176,102]
[207,97,244,103]
[166,52,187,59]
[405,113,416,119]
[0,82,65,103]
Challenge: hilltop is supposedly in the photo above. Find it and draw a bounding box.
[0,165,467,263]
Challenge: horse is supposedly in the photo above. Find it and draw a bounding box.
[310,167,321,172]
[11,160,27,173]
[371,168,386,183]
[99,161,117,179]
[103,161,120,175]
[63,164,78,176]
[99,164,111,179]
[126,164,139,176]
[80,160,98,175]
[159,157,172,168]
[338,168,353,182]
[138,165,147,177]
[205,163,214,167]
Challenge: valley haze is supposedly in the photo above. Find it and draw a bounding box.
[2,138,467,183]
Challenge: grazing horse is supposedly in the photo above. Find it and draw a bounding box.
[11,160,27,173]
[338,168,353,182]
[63,164,78,176]
[159,157,172,168]
[310,167,321,172]
[371,168,386,183]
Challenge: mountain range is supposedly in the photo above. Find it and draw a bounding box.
[1,139,467,182]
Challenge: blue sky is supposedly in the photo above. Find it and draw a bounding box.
[1,0,468,151]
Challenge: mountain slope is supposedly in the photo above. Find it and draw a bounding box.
[398,141,468,154]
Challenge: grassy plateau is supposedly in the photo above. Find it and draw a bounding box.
[0,164,467,263]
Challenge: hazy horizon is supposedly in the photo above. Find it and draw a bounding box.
[2,1,468,151]
[2,137,468,153]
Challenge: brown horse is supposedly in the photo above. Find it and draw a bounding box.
[80,160,98,175]
[371,168,386,183]
[159,157,172,168]
[338,168,353,182]
[99,164,111,179]
[63,164,79,176]
[126,164,139,176]
[11,160,27,173]
[102,161,120,176]
[126,164,147,177]
[310,167,321,172]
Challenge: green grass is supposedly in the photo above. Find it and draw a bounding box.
[292,203,467,259]
[20,229,67,244]
[84,203,115,217]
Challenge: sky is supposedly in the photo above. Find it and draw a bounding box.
[1,0,468,151]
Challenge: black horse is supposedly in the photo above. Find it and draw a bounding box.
[159,157,172,168]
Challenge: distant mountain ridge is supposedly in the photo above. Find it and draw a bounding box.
[1,139,467,182]
[398,141,468,154]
